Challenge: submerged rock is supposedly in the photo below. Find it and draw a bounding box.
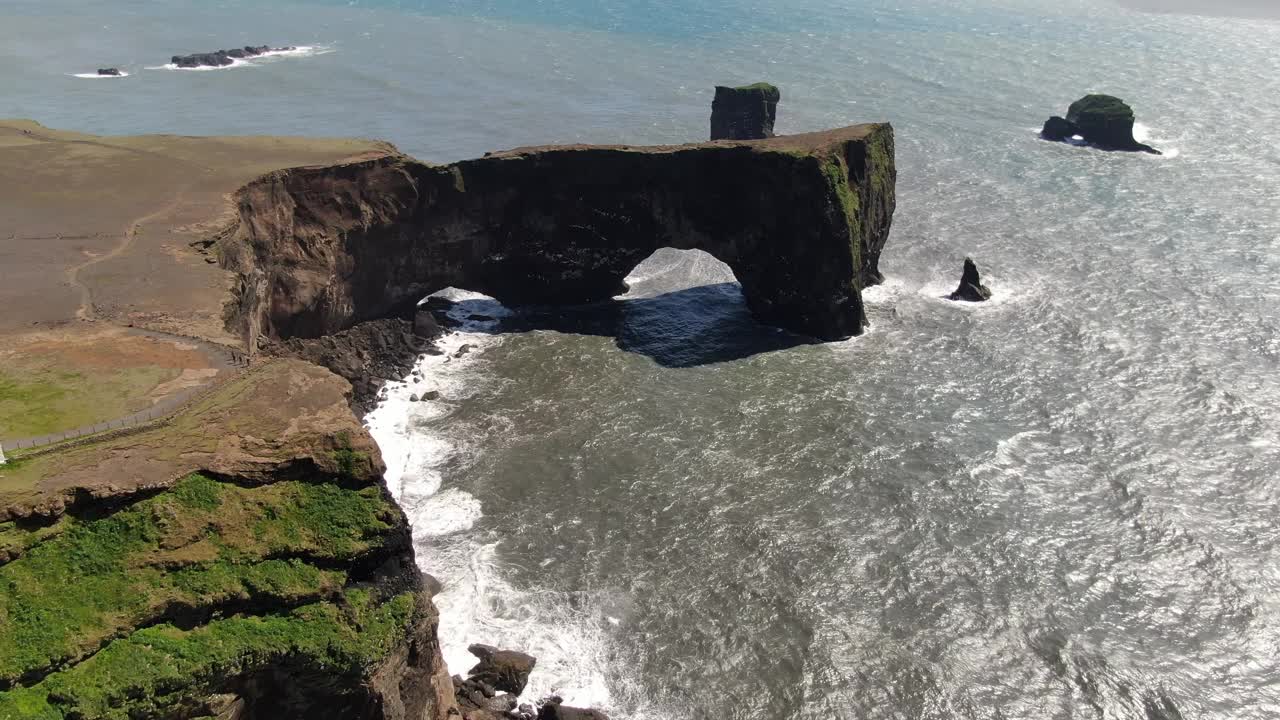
[710,82,780,140]
[465,643,536,695]
[1041,95,1160,154]
[96,67,122,76]
[948,257,992,302]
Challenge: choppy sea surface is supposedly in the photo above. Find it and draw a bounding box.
[6,1,1280,717]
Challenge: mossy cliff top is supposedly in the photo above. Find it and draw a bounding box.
[0,469,445,719]
[728,82,781,103]
[1066,94,1136,125]
[0,361,455,719]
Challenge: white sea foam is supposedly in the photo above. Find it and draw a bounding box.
[71,71,130,78]
[365,289,617,713]
[918,269,1024,309]
[430,541,617,710]
[146,45,332,71]
[1134,122,1182,158]
[860,275,907,305]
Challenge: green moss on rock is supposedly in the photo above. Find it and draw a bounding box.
[732,82,781,103]
[0,589,417,719]
[0,473,399,688]
[1066,94,1135,125]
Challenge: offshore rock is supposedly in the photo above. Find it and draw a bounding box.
[710,83,781,140]
[1042,95,1160,154]
[948,257,992,302]
[96,68,122,76]
[224,124,897,343]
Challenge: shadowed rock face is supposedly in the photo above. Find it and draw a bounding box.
[224,124,896,344]
[710,83,781,140]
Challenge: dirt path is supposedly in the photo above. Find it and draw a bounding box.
[0,194,261,453]
[65,192,190,322]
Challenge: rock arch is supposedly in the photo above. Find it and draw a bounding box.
[223,124,896,345]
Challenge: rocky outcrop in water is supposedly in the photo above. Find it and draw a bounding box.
[1040,95,1160,154]
[948,257,992,302]
[96,67,122,76]
[223,124,896,343]
[710,83,780,140]
[171,45,295,68]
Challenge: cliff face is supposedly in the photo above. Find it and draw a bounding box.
[0,362,456,720]
[224,124,896,344]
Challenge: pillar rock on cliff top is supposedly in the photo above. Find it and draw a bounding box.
[710,83,781,141]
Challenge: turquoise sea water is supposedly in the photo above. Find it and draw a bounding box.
[6,1,1280,718]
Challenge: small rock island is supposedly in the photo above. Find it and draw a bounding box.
[710,82,781,140]
[1040,94,1161,154]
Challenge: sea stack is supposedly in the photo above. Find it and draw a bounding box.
[710,83,780,140]
[948,258,992,302]
[1040,94,1160,154]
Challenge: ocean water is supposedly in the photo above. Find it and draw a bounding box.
[7,1,1280,718]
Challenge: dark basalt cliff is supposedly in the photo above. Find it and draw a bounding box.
[222,124,896,345]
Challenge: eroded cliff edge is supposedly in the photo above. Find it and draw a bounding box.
[222,124,896,345]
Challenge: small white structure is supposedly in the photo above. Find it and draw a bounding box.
[0,443,6,465]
